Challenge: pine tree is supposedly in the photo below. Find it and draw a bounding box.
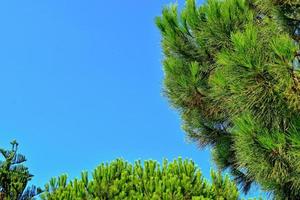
[41,158,241,200]
[156,0,300,199]
[0,140,41,200]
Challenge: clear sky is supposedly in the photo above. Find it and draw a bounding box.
[0,0,264,198]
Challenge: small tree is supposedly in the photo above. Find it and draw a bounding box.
[0,140,41,200]
[156,0,300,198]
[41,158,241,200]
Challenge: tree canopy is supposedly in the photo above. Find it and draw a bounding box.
[0,140,41,200]
[156,0,300,199]
[41,158,241,200]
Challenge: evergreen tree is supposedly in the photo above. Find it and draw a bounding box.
[156,0,300,199]
[0,140,41,200]
[41,158,241,200]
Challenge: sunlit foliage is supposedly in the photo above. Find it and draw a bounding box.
[156,0,300,199]
[41,158,240,200]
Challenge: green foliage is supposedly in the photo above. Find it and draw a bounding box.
[41,158,240,200]
[157,0,300,199]
[0,140,41,200]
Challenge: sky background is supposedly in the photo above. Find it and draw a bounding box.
[0,0,264,198]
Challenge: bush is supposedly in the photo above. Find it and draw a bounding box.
[41,158,240,200]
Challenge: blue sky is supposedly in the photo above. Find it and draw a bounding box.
[0,0,264,198]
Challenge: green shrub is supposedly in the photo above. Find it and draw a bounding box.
[41,158,240,200]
